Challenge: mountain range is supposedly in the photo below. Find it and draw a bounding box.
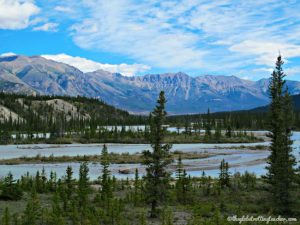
[1,55,300,115]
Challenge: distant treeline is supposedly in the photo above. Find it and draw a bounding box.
[1,92,300,139]
[166,94,300,130]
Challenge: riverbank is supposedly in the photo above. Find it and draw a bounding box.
[1,132,265,145]
[0,151,220,165]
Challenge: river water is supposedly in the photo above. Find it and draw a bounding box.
[0,132,299,180]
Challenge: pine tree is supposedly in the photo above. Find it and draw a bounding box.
[143,91,173,218]
[219,159,230,188]
[65,166,74,199]
[49,192,65,225]
[48,171,57,192]
[133,168,140,206]
[22,188,40,225]
[77,162,90,208]
[265,55,297,214]
[175,155,187,203]
[100,144,112,201]
[0,172,23,200]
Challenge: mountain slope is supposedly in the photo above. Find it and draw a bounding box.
[85,71,300,114]
[1,55,300,114]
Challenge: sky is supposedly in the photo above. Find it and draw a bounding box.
[1,0,300,80]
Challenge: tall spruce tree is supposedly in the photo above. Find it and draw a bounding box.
[65,166,74,200]
[265,55,297,214]
[133,168,140,206]
[77,162,89,208]
[143,91,173,218]
[219,159,230,188]
[100,144,112,201]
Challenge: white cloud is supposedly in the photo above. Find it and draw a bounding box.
[229,40,300,66]
[70,0,206,70]
[33,22,59,32]
[0,52,17,57]
[285,67,300,78]
[66,0,300,76]
[54,6,73,13]
[0,0,40,29]
[4,0,300,79]
[41,53,150,76]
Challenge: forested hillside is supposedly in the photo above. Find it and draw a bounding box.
[0,93,145,133]
[167,94,300,130]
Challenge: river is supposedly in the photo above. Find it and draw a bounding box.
[0,132,299,180]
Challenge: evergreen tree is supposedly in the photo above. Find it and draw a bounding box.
[65,166,74,199]
[77,162,90,208]
[225,125,232,138]
[143,91,173,218]
[133,168,140,206]
[176,155,189,203]
[22,188,40,225]
[219,159,230,188]
[49,192,65,225]
[100,144,112,201]
[48,171,57,192]
[265,55,297,214]
[0,172,23,200]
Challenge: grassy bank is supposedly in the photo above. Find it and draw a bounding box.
[1,131,265,145]
[0,151,219,165]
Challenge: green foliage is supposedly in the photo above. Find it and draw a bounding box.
[0,93,145,144]
[65,166,74,199]
[77,162,90,208]
[265,55,297,215]
[100,144,113,206]
[143,91,173,218]
[161,208,174,225]
[219,159,230,188]
[0,172,23,200]
[175,155,191,204]
[21,188,40,225]
[1,207,10,225]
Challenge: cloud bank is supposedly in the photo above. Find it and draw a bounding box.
[42,53,150,76]
[0,0,40,29]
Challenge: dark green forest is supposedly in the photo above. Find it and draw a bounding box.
[166,94,300,130]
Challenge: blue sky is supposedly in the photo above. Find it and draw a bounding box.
[1,0,300,80]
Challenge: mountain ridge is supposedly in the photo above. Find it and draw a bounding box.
[1,55,300,114]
